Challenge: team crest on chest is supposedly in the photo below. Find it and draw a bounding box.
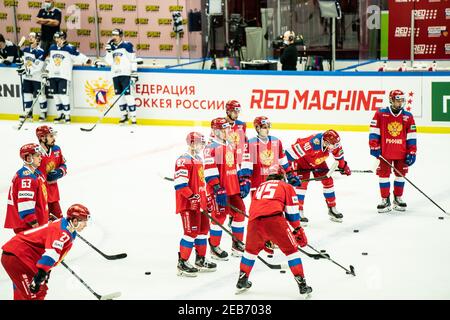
[314,156,327,165]
[260,149,274,166]
[225,151,235,167]
[46,161,56,174]
[228,132,240,146]
[387,121,403,137]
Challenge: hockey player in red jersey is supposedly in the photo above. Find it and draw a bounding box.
[369,89,417,213]
[285,130,351,223]
[204,117,248,260]
[236,166,312,296]
[224,100,248,165]
[1,204,90,300]
[240,116,300,192]
[174,132,217,276]
[36,125,67,220]
[4,143,49,234]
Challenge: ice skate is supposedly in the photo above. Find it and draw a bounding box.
[235,271,252,294]
[231,240,245,257]
[195,254,217,272]
[53,114,65,124]
[393,196,407,212]
[177,253,198,277]
[39,112,47,122]
[294,275,312,298]
[299,210,309,226]
[209,240,229,261]
[328,206,343,223]
[377,196,391,213]
[119,114,128,125]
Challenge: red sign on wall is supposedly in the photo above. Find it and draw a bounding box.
[388,0,450,60]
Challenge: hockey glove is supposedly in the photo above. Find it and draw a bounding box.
[405,153,416,166]
[239,177,251,199]
[263,240,275,255]
[338,160,351,176]
[47,169,64,182]
[187,194,201,211]
[293,226,308,248]
[105,43,113,53]
[213,184,227,208]
[206,194,215,213]
[370,147,381,159]
[287,172,302,187]
[29,268,47,294]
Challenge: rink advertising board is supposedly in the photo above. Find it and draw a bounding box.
[0,66,450,133]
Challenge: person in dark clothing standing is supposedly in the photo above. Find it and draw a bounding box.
[280,31,298,71]
[36,0,61,57]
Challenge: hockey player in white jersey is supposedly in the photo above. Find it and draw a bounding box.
[104,28,138,125]
[17,32,48,122]
[47,31,90,124]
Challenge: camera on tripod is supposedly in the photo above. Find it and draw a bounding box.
[272,33,305,49]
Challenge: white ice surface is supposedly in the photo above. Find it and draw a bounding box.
[0,120,449,300]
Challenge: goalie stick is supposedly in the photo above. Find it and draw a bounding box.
[61,261,121,300]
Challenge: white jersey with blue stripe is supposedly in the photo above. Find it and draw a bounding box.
[105,41,137,77]
[47,43,88,81]
[22,46,45,82]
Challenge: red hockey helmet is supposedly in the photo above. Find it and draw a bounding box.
[67,204,91,221]
[211,117,230,130]
[253,116,271,128]
[20,143,42,161]
[323,129,340,145]
[389,89,405,106]
[36,125,56,141]
[225,100,241,113]
[186,132,206,145]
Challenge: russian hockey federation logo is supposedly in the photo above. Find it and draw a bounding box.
[85,78,114,111]
[260,149,274,166]
[387,121,403,137]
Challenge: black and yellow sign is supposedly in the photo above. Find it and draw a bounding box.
[88,16,103,23]
[6,26,20,33]
[55,2,65,9]
[160,44,173,51]
[124,31,138,37]
[69,41,80,48]
[17,14,31,21]
[77,29,91,36]
[169,6,183,12]
[99,4,113,11]
[135,18,149,25]
[137,44,150,50]
[0,12,8,20]
[158,18,172,25]
[170,31,184,38]
[75,3,89,10]
[28,1,41,8]
[29,27,40,33]
[101,30,113,37]
[123,5,136,12]
[147,31,161,38]
[4,1,18,7]
[146,5,159,12]
[112,17,126,24]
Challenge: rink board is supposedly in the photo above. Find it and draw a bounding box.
[0,66,449,133]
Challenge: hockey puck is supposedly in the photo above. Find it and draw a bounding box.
[280,270,286,274]
[130,131,134,134]
[438,217,444,220]
[353,229,359,233]
[145,271,151,275]
[320,250,326,253]
[362,252,368,256]
[267,254,273,258]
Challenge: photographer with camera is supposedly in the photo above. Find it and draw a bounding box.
[280,31,298,71]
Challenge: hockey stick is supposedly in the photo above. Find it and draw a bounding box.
[199,209,287,270]
[306,244,356,276]
[80,82,132,132]
[227,203,328,260]
[77,234,127,260]
[379,155,449,215]
[16,80,45,131]
[294,168,373,174]
[61,261,121,300]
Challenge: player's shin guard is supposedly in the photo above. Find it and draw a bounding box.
[231,221,245,243]
[119,104,128,123]
[209,224,223,247]
[179,235,195,261]
[296,188,306,211]
[239,251,256,277]
[287,252,305,278]
[379,177,391,198]
[393,176,405,197]
[194,235,208,257]
[323,186,336,208]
